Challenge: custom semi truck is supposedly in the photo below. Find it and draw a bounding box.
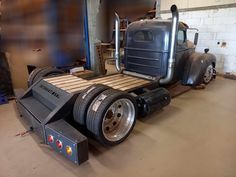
[16,5,216,165]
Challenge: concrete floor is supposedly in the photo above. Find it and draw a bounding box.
[0,77,236,177]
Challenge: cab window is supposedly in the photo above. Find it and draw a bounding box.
[177,30,185,44]
[133,31,154,42]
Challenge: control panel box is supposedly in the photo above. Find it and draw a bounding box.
[45,120,88,165]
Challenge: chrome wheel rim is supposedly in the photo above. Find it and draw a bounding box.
[102,98,135,142]
[203,65,213,83]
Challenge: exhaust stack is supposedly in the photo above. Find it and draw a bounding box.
[114,13,121,72]
[159,5,179,84]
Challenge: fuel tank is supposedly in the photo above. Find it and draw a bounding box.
[137,87,171,117]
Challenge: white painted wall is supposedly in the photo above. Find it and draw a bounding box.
[161,0,236,11]
[161,1,236,73]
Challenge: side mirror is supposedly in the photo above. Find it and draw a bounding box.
[194,33,199,45]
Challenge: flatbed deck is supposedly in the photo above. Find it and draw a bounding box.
[44,74,152,93]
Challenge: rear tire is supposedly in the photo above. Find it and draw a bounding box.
[86,89,137,146]
[28,68,44,87]
[28,67,64,87]
[73,84,110,126]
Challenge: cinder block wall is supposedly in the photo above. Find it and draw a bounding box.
[161,7,236,73]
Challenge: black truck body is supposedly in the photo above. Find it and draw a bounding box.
[15,5,216,165]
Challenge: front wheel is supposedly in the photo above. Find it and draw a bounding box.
[203,64,214,84]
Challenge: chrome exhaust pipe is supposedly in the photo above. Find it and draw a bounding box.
[114,13,121,72]
[159,5,179,84]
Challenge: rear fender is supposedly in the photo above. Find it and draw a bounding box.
[182,52,216,86]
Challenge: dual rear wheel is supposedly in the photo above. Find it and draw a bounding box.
[28,67,64,87]
[73,85,137,146]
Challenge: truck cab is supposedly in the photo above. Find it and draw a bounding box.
[119,5,216,86]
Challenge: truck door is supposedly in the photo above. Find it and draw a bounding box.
[175,29,189,79]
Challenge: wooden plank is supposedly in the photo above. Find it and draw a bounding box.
[49,76,81,83]
[44,73,152,93]
[47,77,80,84]
[44,75,74,82]
[50,78,84,85]
[67,84,93,93]
[124,82,152,92]
[96,76,135,85]
[64,83,93,91]
[55,79,89,87]
[99,77,141,87]
[113,80,150,90]
[112,79,149,89]
[101,76,139,85]
[91,74,123,82]
[118,82,150,91]
[62,82,93,90]
[91,74,124,82]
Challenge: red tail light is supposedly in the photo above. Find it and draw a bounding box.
[56,140,63,149]
[47,135,54,143]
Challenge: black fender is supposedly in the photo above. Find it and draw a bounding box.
[182,52,216,86]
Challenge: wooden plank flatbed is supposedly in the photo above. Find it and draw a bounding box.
[44,74,152,93]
